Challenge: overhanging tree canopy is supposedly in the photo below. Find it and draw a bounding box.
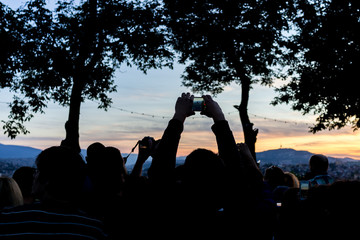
[0,0,173,151]
[163,0,297,159]
[272,0,360,133]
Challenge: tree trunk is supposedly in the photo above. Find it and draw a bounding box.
[60,0,98,153]
[61,77,84,153]
[234,78,258,162]
[225,44,258,162]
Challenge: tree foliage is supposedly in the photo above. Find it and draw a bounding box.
[0,0,173,140]
[162,0,297,159]
[272,0,360,133]
[163,0,296,94]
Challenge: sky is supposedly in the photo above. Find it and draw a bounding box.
[1,0,360,160]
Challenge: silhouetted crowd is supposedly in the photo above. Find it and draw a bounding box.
[1,93,359,240]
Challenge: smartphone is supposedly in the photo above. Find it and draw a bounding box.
[192,97,205,111]
[299,180,310,200]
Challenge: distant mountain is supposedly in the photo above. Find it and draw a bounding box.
[0,143,42,159]
[0,143,41,166]
[0,143,358,169]
[0,143,153,169]
[256,148,358,165]
[125,149,359,174]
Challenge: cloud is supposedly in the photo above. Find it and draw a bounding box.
[223,85,237,93]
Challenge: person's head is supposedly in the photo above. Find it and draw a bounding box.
[183,149,225,183]
[284,172,300,188]
[264,165,285,190]
[309,154,329,176]
[32,146,86,202]
[12,166,36,204]
[104,146,127,189]
[182,148,225,211]
[86,142,106,165]
[0,176,24,208]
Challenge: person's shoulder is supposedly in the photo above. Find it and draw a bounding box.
[0,202,108,239]
[310,174,334,186]
[0,202,45,224]
[1,201,42,213]
[1,201,102,223]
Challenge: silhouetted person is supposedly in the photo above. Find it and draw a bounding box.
[12,166,36,204]
[279,180,360,240]
[180,148,226,215]
[276,155,335,240]
[147,93,275,239]
[84,143,129,218]
[274,171,300,205]
[85,142,107,191]
[0,146,107,239]
[103,146,127,196]
[0,176,23,209]
[305,154,334,186]
[85,143,128,193]
[264,165,286,192]
[85,142,152,238]
[271,170,300,206]
[130,136,159,177]
[327,180,360,239]
[284,172,299,188]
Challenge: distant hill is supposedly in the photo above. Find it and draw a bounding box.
[0,143,42,167]
[0,143,358,169]
[0,143,148,169]
[0,143,42,159]
[126,149,359,173]
[256,148,358,165]
[2,143,359,179]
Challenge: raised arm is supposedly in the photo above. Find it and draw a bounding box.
[200,95,240,168]
[201,95,262,177]
[130,137,154,177]
[147,93,194,183]
[202,95,275,238]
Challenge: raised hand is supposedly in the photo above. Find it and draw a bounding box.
[172,92,195,122]
[200,95,225,122]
